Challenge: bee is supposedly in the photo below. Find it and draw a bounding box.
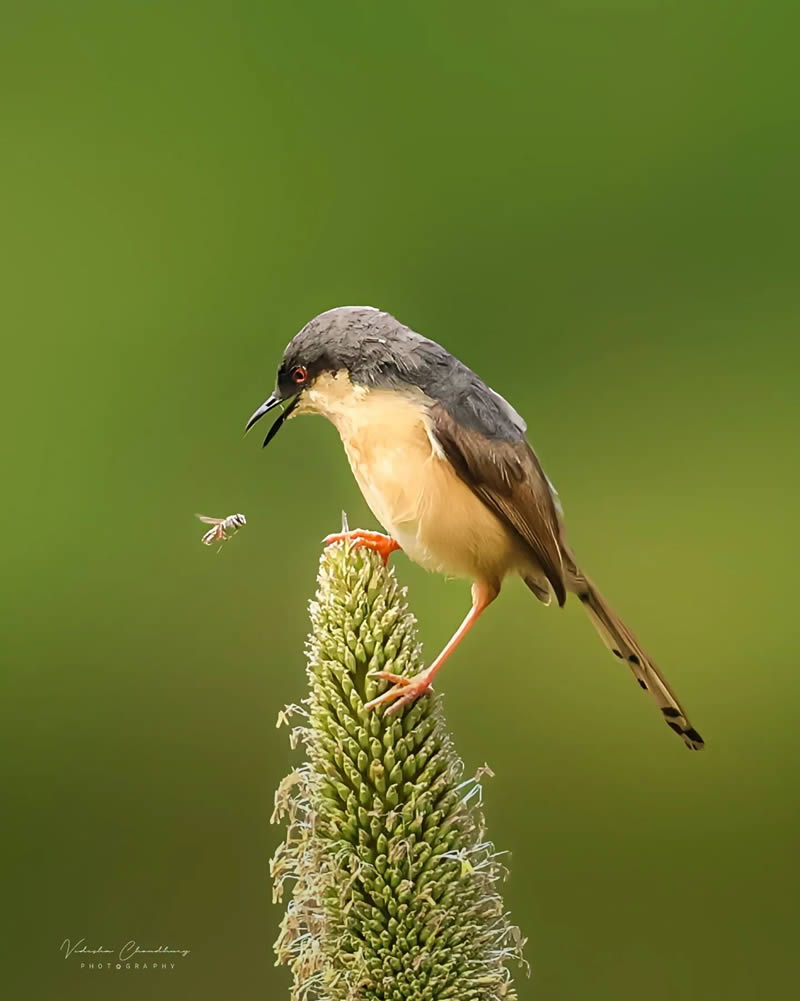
[196,512,247,548]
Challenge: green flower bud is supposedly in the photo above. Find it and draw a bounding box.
[272,542,526,1000]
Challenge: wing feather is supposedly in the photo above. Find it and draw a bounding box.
[429,404,567,605]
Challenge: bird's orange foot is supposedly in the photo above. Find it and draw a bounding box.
[322,529,401,566]
[364,669,434,715]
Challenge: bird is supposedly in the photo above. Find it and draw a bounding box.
[245,306,704,750]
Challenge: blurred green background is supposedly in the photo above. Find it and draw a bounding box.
[2,2,798,998]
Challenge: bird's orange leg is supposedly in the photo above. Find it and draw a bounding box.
[365,580,498,715]
[323,529,401,566]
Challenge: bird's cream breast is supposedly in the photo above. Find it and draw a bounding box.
[297,371,521,583]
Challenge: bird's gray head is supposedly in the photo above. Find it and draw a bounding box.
[278,306,408,390]
[245,305,527,446]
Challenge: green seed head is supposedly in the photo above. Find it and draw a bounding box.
[272,542,526,999]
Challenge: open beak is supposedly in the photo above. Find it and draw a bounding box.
[245,393,300,447]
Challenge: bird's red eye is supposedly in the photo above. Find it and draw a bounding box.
[292,365,308,385]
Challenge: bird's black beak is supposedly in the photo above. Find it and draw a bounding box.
[245,393,300,448]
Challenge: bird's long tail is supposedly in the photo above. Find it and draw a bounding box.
[568,570,704,750]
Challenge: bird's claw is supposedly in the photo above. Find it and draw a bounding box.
[364,670,434,715]
[322,529,401,566]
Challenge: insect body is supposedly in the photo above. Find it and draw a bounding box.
[196,512,247,547]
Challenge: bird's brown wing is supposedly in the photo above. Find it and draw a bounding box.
[429,404,567,605]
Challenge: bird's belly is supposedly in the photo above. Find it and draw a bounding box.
[304,374,521,583]
[342,419,519,584]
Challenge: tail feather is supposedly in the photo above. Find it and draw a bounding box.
[569,573,704,750]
